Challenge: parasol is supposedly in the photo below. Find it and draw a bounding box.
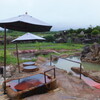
[12,32,45,72]
[0,13,52,93]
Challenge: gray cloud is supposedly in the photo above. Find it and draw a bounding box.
[0,0,100,31]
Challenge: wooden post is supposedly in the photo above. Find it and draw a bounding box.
[54,67,56,78]
[3,27,6,94]
[80,64,82,79]
[16,43,20,73]
[44,72,46,83]
[50,55,52,66]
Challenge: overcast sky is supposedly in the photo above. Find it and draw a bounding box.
[0,0,100,31]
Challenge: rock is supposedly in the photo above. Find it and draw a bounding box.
[81,43,100,63]
[71,67,82,74]
[85,52,93,60]
[68,71,73,75]
[35,56,47,65]
[51,56,59,61]
[71,67,100,83]
[2,65,16,78]
[6,65,16,73]
[80,31,85,35]
[71,67,89,77]
[60,54,68,58]
[6,72,12,77]
[74,52,81,56]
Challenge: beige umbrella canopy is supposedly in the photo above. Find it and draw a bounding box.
[0,13,52,93]
[0,13,52,32]
[12,32,45,42]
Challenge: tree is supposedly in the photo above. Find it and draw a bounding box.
[43,35,55,42]
[68,28,76,33]
[91,29,100,35]
[85,27,93,33]
[93,26,100,31]
[76,28,85,34]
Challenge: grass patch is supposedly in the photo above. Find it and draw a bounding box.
[0,42,84,65]
[0,50,17,65]
[0,42,84,50]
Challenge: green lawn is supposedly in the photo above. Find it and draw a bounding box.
[0,42,84,50]
[0,42,84,65]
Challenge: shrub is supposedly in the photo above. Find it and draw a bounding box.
[91,29,100,35]
[43,35,55,42]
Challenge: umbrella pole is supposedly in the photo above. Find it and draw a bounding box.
[3,28,6,94]
[16,43,20,73]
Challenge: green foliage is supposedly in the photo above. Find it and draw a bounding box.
[0,31,58,37]
[43,35,55,42]
[93,26,100,32]
[6,51,17,65]
[85,27,92,33]
[0,42,84,65]
[0,50,17,65]
[76,28,85,34]
[0,42,84,50]
[91,29,100,35]
[77,34,85,38]
[0,50,4,64]
[1,25,100,38]
[68,28,76,33]
[67,37,72,43]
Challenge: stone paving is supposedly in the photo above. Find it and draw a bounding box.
[0,64,100,100]
[0,85,9,100]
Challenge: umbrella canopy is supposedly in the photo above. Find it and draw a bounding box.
[12,32,45,42]
[0,13,52,94]
[12,32,45,72]
[0,14,52,32]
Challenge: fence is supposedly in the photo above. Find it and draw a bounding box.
[50,55,82,79]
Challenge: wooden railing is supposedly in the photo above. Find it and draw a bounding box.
[44,67,56,84]
[50,55,82,79]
